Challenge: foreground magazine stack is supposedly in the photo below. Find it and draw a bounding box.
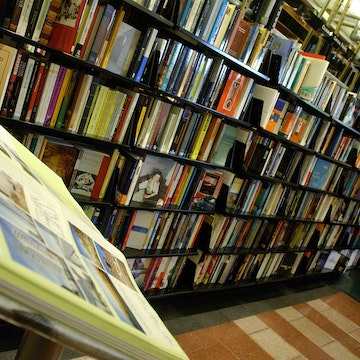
[0,125,188,360]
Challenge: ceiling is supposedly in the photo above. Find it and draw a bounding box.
[300,0,360,57]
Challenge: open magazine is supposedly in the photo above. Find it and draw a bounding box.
[0,125,188,360]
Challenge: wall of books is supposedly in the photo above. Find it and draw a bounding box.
[0,0,359,297]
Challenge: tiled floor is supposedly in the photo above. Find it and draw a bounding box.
[174,292,360,359]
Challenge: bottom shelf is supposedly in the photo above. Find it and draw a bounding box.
[130,248,360,299]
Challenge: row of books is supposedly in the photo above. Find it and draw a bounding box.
[0,41,252,154]
[19,131,228,210]
[107,209,206,253]
[127,256,188,292]
[251,87,360,161]
[178,0,274,70]
[19,133,119,200]
[240,131,358,189]
[192,248,359,287]
[1,40,358,171]
[0,43,145,142]
[114,153,225,210]
[314,73,360,127]
[205,205,360,252]
[156,40,255,118]
[126,247,359,292]
[227,171,360,219]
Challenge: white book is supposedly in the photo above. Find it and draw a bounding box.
[16,0,34,36]
[252,83,280,129]
[34,63,60,125]
[136,98,162,148]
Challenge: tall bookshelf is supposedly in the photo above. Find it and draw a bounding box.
[0,0,359,299]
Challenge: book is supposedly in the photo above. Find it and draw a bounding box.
[47,0,87,53]
[216,70,247,117]
[208,123,240,167]
[33,62,60,125]
[103,21,141,77]
[15,0,34,36]
[251,84,280,130]
[13,56,37,120]
[115,153,143,206]
[0,125,188,360]
[9,0,25,32]
[131,154,176,207]
[278,104,302,139]
[0,44,18,111]
[72,0,100,58]
[297,55,330,102]
[213,2,237,49]
[132,27,159,83]
[190,169,224,211]
[267,35,294,80]
[225,16,251,59]
[30,0,51,41]
[87,3,116,63]
[0,49,27,117]
[68,146,111,198]
[38,137,81,187]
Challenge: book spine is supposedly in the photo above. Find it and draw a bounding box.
[13,57,36,119]
[43,65,67,126]
[38,0,63,45]
[9,0,25,32]
[134,28,159,83]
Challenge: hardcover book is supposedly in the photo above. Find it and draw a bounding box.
[47,0,87,53]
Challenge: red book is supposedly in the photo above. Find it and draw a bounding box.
[90,154,111,200]
[38,0,64,45]
[225,17,250,59]
[47,0,87,53]
[216,70,246,117]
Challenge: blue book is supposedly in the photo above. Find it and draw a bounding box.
[207,0,228,44]
[134,28,159,82]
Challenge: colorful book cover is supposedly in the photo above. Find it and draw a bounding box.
[130,154,176,207]
[216,70,247,117]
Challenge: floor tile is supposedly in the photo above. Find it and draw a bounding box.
[233,315,268,334]
[321,340,360,360]
[248,328,301,360]
[286,316,334,347]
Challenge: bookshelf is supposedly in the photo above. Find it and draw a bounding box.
[0,0,359,302]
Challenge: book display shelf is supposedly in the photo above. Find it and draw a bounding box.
[0,0,359,310]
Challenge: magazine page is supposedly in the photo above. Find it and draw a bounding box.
[0,125,188,360]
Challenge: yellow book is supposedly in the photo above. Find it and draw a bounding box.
[95,88,118,137]
[85,85,109,136]
[213,3,237,48]
[189,113,212,160]
[248,27,270,69]
[49,68,73,128]
[103,91,128,140]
